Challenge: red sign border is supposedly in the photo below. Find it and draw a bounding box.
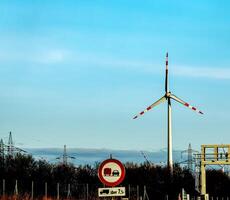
[98,158,126,187]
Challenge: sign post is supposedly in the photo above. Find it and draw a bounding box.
[98,158,126,199]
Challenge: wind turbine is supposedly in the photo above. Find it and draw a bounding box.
[133,53,203,173]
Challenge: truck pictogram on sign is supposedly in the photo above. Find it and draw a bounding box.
[104,168,120,177]
[104,168,111,176]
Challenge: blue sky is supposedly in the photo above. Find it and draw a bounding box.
[0,0,230,151]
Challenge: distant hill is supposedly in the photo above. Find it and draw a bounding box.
[25,148,185,166]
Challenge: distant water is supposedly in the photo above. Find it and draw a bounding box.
[25,148,183,166]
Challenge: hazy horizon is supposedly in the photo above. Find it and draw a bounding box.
[25,146,185,166]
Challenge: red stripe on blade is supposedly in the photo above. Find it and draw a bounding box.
[140,111,144,115]
[192,107,196,111]
[147,106,151,111]
[184,103,189,107]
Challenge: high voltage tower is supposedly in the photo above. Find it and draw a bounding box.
[56,145,76,165]
[8,131,13,156]
[180,143,201,194]
[181,143,199,172]
[0,139,4,160]
[0,132,26,157]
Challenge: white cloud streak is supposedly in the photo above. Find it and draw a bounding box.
[0,48,230,80]
[74,54,230,80]
[173,66,230,80]
[0,49,68,64]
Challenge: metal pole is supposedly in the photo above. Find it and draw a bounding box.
[57,183,59,200]
[137,185,139,200]
[31,181,34,200]
[67,183,71,198]
[15,179,18,196]
[45,182,47,199]
[86,183,88,200]
[3,179,5,197]
[129,184,131,199]
[168,98,173,174]
[200,163,206,195]
[144,185,146,200]
[143,186,149,200]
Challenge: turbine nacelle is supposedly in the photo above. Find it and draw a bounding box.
[165,92,171,98]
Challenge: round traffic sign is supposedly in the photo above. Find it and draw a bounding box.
[98,158,126,187]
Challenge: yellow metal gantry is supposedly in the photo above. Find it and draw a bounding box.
[200,144,230,200]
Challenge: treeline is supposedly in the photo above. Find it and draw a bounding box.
[0,153,230,199]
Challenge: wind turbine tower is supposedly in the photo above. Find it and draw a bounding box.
[133,53,203,173]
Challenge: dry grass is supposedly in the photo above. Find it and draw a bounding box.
[0,195,102,200]
[0,194,106,200]
[0,197,103,200]
[0,195,66,200]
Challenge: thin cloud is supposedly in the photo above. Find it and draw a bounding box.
[173,66,230,80]
[69,53,230,80]
[1,48,230,80]
[0,49,69,64]
[80,56,230,80]
[36,50,67,64]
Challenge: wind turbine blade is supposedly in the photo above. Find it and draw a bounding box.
[165,52,169,93]
[133,96,166,119]
[170,94,204,114]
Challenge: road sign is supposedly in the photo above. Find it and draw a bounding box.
[98,187,126,197]
[98,158,125,187]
